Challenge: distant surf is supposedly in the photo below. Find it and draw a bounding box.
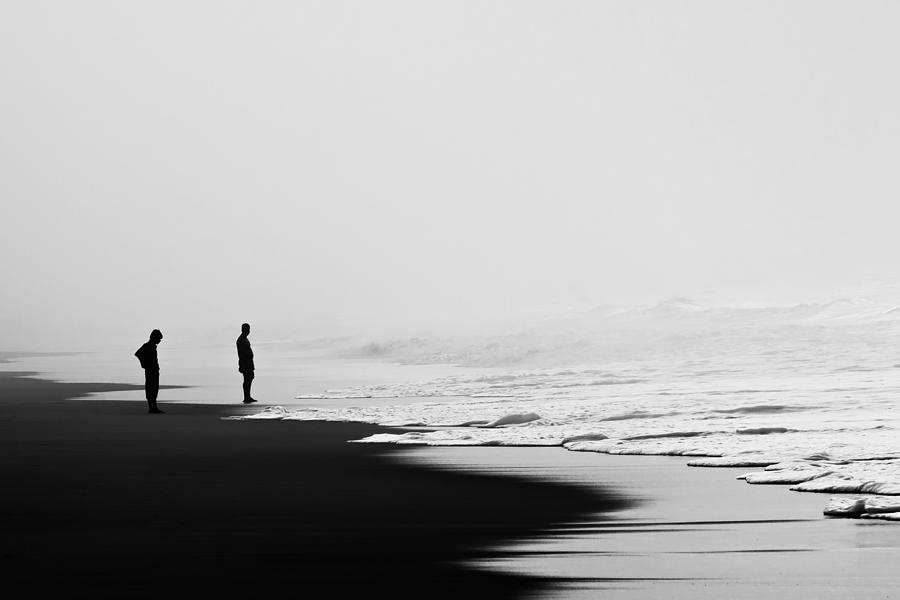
[236,291,900,521]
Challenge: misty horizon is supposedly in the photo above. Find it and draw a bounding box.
[4,2,900,350]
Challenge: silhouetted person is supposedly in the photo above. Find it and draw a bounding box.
[135,329,165,414]
[237,323,256,404]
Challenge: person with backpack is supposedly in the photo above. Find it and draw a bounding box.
[135,329,165,414]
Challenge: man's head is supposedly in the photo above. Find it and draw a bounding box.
[150,329,163,344]
[241,323,250,336]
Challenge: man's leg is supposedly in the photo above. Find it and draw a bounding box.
[144,370,153,409]
[147,370,163,413]
[242,371,255,403]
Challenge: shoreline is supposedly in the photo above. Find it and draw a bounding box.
[0,371,625,599]
[6,369,900,598]
[398,445,900,598]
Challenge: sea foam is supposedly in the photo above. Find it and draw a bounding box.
[233,291,900,520]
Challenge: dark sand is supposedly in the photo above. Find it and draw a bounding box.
[0,371,627,599]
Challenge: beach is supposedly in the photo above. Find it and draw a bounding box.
[5,365,900,599]
[0,370,619,599]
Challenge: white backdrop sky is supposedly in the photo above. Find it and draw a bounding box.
[3,1,900,349]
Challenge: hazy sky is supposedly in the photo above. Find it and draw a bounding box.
[3,1,900,349]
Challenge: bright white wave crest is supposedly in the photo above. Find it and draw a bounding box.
[235,290,900,520]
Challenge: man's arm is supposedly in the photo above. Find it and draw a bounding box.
[237,338,248,371]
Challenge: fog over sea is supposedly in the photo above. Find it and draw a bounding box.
[232,282,900,520]
[11,283,900,521]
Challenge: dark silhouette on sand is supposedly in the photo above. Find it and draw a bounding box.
[236,323,256,404]
[135,329,165,414]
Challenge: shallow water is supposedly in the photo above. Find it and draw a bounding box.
[234,296,900,519]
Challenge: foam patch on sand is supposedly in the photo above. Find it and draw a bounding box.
[686,455,782,467]
[223,406,288,420]
[861,512,900,521]
[479,412,543,428]
[824,496,900,518]
[740,469,833,485]
[353,429,562,447]
[793,478,900,495]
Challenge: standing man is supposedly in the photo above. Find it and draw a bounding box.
[236,323,257,404]
[135,329,165,414]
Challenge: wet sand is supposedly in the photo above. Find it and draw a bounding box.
[0,371,624,599]
[401,446,900,598]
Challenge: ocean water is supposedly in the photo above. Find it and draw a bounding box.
[235,293,900,520]
[9,290,900,520]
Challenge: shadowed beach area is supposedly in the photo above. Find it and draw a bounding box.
[7,367,900,600]
[0,370,626,599]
